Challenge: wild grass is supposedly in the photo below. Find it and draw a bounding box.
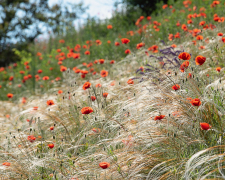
[1,0,225,179]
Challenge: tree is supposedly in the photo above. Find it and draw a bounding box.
[118,0,171,16]
[0,0,87,66]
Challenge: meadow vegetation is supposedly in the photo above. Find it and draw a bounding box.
[1,0,225,179]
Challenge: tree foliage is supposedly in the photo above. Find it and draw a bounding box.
[119,0,171,16]
[0,0,87,66]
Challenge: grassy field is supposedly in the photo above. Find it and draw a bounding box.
[1,0,225,179]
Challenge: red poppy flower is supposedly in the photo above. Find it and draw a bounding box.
[187,73,192,78]
[180,61,189,72]
[127,79,134,84]
[84,51,90,55]
[43,76,49,80]
[83,82,91,90]
[115,42,120,46]
[199,21,205,26]
[47,100,55,106]
[55,77,61,81]
[107,25,113,29]
[37,69,43,74]
[181,24,188,31]
[81,74,85,78]
[99,59,105,64]
[121,38,130,44]
[81,107,93,114]
[92,128,101,133]
[33,106,38,110]
[187,19,193,24]
[73,53,80,59]
[178,52,191,60]
[60,66,67,72]
[57,49,61,53]
[154,115,165,120]
[89,68,94,72]
[222,37,225,43]
[216,67,221,72]
[21,97,26,103]
[171,44,177,48]
[58,90,63,94]
[87,62,93,68]
[125,49,131,54]
[195,55,206,65]
[107,40,111,44]
[27,135,36,143]
[218,32,223,36]
[7,93,13,98]
[176,21,180,26]
[190,98,201,106]
[20,71,25,74]
[99,162,110,169]
[162,4,168,9]
[100,70,108,77]
[50,126,54,130]
[74,44,81,52]
[75,69,81,74]
[136,43,145,49]
[91,96,96,101]
[199,46,205,50]
[27,74,32,79]
[200,123,211,130]
[172,84,180,91]
[103,92,108,98]
[36,52,42,56]
[96,40,102,45]
[110,60,115,64]
[2,162,11,166]
[147,16,151,20]
[48,143,54,149]
[9,76,13,81]
[196,35,203,40]
[81,70,88,75]
[96,83,101,88]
